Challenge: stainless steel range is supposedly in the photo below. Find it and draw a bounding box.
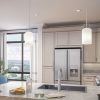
[54,48,82,84]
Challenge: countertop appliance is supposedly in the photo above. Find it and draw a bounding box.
[96,76,100,86]
[54,48,81,84]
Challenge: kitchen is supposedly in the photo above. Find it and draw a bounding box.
[42,25,100,86]
[0,24,100,100]
[0,0,100,100]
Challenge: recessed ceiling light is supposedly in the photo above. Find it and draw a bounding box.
[34,14,38,17]
[76,9,81,12]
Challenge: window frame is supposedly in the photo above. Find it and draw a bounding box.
[6,32,30,81]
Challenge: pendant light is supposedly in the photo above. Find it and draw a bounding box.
[82,10,92,45]
[24,0,33,45]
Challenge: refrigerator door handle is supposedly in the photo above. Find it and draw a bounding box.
[67,49,68,80]
[61,68,63,78]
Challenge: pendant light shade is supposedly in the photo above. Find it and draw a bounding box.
[24,31,33,45]
[82,9,92,45]
[82,28,92,44]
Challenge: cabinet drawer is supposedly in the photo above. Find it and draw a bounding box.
[83,81,95,85]
[83,76,95,82]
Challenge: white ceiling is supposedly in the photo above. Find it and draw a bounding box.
[0,0,100,30]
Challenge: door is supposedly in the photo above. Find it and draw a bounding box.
[55,49,67,81]
[68,49,80,81]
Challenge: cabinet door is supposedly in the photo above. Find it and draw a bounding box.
[82,81,96,85]
[83,33,96,62]
[55,32,69,46]
[55,49,67,81]
[96,32,100,62]
[68,49,80,81]
[43,67,54,84]
[69,31,82,45]
[43,33,54,66]
[82,76,96,85]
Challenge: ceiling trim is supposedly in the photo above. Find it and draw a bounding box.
[43,21,100,29]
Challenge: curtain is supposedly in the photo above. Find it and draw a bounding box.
[0,32,6,72]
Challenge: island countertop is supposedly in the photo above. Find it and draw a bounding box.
[0,81,100,100]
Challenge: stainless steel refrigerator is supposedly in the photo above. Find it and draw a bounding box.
[54,48,81,84]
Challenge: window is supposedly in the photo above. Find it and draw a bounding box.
[6,33,31,81]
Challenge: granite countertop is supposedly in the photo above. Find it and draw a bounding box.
[0,81,100,100]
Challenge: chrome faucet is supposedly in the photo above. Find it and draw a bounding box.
[58,68,62,91]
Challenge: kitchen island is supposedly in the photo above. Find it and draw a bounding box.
[0,81,99,100]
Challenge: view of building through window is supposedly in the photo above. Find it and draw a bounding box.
[6,33,31,80]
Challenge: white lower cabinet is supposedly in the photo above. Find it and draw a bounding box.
[43,67,54,84]
[83,82,95,85]
[82,76,96,85]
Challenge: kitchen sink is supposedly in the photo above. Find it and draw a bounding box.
[38,84,86,92]
[38,84,58,90]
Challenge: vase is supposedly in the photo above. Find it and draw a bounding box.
[0,75,8,84]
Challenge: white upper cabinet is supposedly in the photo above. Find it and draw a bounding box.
[69,31,82,45]
[55,32,69,46]
[55,31,81,47]
[83,33,96,63]
[43,32,54,66]
[83,44,96,62]
[96,32,100,62]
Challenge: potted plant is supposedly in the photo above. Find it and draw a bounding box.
[0,61,8,84]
